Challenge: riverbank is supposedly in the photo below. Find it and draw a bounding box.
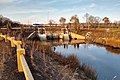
[0,30,97,80]
[78,28,120,48]
[23,40,97,80]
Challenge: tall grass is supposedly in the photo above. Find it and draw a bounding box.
[23,40,97,79]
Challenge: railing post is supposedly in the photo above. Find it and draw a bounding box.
[0,33,34,80]
[11,37,15,47]
[17,48,25,72]
[0,33,3,40]
[14,41,22,48]
[5,35,8,42]
[0,33,2,36]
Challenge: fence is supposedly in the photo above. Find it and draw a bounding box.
[0,33,34,80]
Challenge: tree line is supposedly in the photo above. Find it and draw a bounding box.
[59,13,120,29]
[0,15,20,28]
[0,13,120,30]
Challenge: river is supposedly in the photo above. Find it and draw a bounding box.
[52,43,120,80]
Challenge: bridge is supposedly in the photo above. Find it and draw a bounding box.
[27,29,85,40]
[1,27,85,40]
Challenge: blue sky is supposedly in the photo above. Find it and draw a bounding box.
[0,0,120,24]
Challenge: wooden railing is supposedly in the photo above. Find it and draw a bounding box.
[0,33,34,80]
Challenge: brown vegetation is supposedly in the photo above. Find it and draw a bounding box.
[22,39,97,80]
[0,26,98,80]
[0,41,25,80]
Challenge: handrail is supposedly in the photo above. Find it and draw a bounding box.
[0,33,34,80]
[20,55,34,80]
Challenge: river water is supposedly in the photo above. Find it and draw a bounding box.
[52,43,120,80]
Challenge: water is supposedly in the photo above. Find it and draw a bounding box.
[52,43,120,80]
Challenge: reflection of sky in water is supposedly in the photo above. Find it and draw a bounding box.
[53,44,120,80]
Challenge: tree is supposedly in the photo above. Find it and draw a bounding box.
[49,19,55,27]
[83,13,101,29]
[95,17,101,28]
[0,15,3,27]
[83,13,89,23]
[83,13,90,29]
[59,17,66,27]
[11,21,20,27]
[20,24,24,34]
[70,15,80,31]
[6,21,12,33]
[48,20,56,32]
[88,16,101,29]
[102,17,110,28]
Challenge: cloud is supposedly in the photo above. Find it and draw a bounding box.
[89,3,96,8]
[0,7,57,14]
[114,3,120,6]
[61,8,81,12]
[46,0,57,4]
[0,0,18,4]
[35,0,57,5]
[63,0,83,5]
[17,15,48,24]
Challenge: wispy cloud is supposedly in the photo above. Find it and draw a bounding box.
[36,0,58,5]
[46,0,57,4]
[63,0,83,5]
[89,3,96,8]
[114,3,120,6]
[0,0,120,24]
[0,7,57,14]
[17,15,48,24]
[0,0,18,4]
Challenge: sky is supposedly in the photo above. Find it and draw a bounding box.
[0,0,120,24]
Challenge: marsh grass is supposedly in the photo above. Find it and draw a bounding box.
[80,63,97,80]
[23,40,97,79]
[45,48,98,79]
[0,29,98,80]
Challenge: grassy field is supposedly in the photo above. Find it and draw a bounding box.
[96,28,120,31]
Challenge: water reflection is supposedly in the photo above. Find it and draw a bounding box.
[52,43,120,80]
[62,43,80,49]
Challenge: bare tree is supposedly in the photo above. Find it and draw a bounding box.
[83,13,90,29]
[59,17,66,27]
[70,15,80,32]
[84,13,89,23]
[49,19,56,27]
[84,13,101,29]
[88,16,101,29]
[48,19,56,32]
[83,13,101,29]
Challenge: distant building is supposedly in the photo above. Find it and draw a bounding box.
[33,24,44,27]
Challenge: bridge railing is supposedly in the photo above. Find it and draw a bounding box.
[0,33,34,80]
